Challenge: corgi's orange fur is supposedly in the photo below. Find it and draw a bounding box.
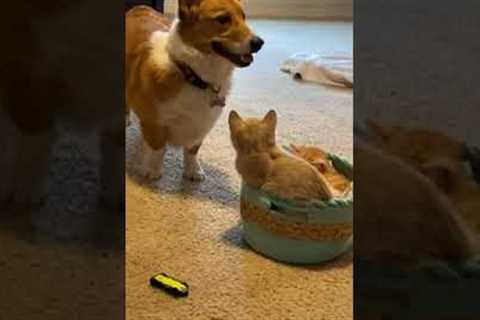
[228,110,336,202]
[126,1,263,181]
[290,144,352,193]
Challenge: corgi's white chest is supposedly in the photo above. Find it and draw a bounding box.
[156,86,227,147]
[149,27,233,147]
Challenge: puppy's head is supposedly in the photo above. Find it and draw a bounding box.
[420,158,463,194]
[229,110,277,153]
[290,144,329,173]
[366,119,467,168]
[178,0,264,67]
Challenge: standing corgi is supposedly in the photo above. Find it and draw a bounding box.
[126,1,264,181]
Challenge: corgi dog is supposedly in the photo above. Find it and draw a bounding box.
[228,110,336,202]
[126,2,264,181]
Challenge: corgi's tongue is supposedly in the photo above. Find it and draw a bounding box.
[240,54,253,64]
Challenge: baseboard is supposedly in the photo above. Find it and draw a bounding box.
[164,0,353,20]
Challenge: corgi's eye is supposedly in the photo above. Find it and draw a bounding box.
[216,14,232,25]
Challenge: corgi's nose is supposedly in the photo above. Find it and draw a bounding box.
[250,36,264,53]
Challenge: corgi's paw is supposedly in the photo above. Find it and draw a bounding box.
[140,144,165,180]
[140,164,163,180]
[140,158,164,180]
[183,166,205,182]
[183,148,205,182]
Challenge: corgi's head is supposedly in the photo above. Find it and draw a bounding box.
[177,0,264,67]
[229,110,277,153]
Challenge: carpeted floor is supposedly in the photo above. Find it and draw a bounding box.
[126,19,353,320]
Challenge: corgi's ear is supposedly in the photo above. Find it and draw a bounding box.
[178,0,202,20]
[263,110,277,130]
[229,110,244,132]
[366,119,396,142]
[420,160,456,193]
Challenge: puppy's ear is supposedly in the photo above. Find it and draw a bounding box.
[366,119,395,142]
[178,0,202,20]
[312,159,328,173]
[229,110,244,132]
[420,160,456,193]
[263,110,277,130]
[290,144,301,153]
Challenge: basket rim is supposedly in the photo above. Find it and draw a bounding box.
[241,184,353,225]
[242,147,353,213]
[241,200,353,241]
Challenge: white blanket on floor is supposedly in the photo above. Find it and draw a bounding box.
[281,53,353,88]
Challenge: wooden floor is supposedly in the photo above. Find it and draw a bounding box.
[164,0,352,20]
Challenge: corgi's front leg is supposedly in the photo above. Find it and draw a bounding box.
[141,140,166,180]
[183,143,205,181]
[139,122,167,180]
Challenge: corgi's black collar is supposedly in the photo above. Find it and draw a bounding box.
[171,57,226,108]
[172,58,220,93]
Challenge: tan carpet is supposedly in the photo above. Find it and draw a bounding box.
[126,19,353,320]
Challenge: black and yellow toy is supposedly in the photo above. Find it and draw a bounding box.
[150,273,189,297]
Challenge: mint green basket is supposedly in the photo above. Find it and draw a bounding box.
[240,151,353,264]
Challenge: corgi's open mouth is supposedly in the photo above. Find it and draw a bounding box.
[212,42,254,68]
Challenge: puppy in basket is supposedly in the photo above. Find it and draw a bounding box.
[228,110,338,203]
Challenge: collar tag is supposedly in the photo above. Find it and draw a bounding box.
[211,96,226,108]
[172,57,225,108]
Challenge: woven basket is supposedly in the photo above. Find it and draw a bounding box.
[240,151,353,264]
